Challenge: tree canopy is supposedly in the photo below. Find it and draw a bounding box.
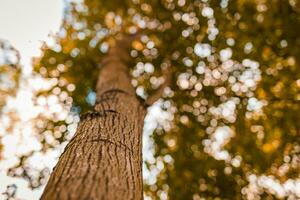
[2,0,300,199]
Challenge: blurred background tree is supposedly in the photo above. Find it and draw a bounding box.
[0,39,20,158]
[1,0,300,199]
[0,39,20,112]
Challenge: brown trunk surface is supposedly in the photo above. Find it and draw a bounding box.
[41,37,146,200]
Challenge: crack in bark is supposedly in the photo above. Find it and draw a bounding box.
[80,110,119,120]
[100,89,128,96]
[95,97,115,104]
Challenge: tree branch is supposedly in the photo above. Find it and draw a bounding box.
[145,66,172,106]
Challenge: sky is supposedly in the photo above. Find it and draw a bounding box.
[0,0,64,198]
[0,0,64,73]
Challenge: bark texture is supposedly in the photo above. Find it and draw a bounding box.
[41,37,146,200]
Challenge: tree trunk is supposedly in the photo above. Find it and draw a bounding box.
[41,37,146,200]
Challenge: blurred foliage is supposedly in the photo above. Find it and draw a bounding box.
[0,39,20,157]
[5,0,300,199]
[0,39,20,111]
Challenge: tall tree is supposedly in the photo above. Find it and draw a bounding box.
[41,35,151,199]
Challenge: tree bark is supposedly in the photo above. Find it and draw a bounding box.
[41,37,146,200]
